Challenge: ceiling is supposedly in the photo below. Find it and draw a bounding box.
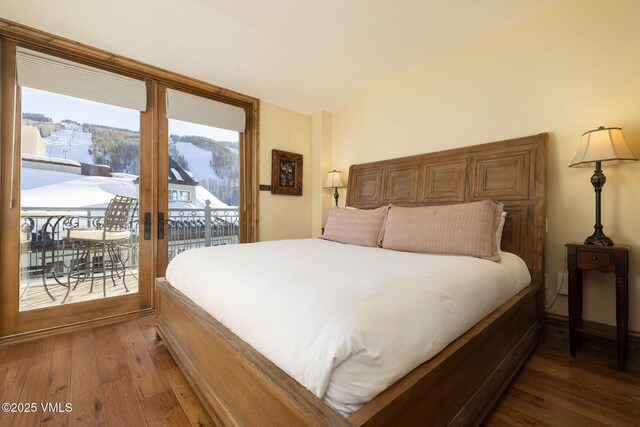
[0,0,560,114]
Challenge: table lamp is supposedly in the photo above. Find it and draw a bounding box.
[324,170,345,207]
[569,126,637,245]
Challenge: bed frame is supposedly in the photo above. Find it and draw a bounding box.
[156,133,548,426]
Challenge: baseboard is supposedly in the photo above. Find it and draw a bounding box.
[544,312,640,348]
[0,308,155,346]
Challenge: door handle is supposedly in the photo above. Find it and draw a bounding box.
[143,212,151,240]
[158,212,165,240]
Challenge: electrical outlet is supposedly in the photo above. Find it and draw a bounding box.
[557,272,569,295]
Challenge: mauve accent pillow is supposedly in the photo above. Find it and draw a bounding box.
[322,205,389,247]
[382,200,503,261]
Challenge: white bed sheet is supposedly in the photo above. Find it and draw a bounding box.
[166,238,531,415]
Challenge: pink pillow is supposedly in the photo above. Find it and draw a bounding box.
[322,206,389,247]
[382,200,503,261]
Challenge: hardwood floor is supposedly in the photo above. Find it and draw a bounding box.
[484,324,640,426]
[0,315,214,427]
[0,317,638,426]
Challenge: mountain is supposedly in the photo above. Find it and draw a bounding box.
[36,121,240,206]
[169,135,239,206]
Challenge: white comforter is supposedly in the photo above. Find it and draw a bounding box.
[166,238,531,415]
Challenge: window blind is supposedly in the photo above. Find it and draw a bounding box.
[166,88,245,133]
[16,47,147,111]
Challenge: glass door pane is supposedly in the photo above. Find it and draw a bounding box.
[19,87,141,310]
[167,119,240,260]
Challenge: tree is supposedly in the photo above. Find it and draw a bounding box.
[22,112,52,122]
[172,134,239,204]
[85,125,140,174]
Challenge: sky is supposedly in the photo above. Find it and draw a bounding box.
[22,87,239,142]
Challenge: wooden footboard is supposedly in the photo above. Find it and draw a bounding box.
[350,282,540,426]
[156,277,540,426]
[155,277,351,427]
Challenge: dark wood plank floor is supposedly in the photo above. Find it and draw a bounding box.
[0,316,638,426]
[484,324,640,426]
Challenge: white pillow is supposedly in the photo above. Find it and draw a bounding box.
[496,211,507,250]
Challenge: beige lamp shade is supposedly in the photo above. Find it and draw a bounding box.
[324,170,345,188]
[569,126,638,168]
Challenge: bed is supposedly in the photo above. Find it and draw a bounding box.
[155,133,548,426]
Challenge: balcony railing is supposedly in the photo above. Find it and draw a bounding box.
[167,200,239,259]
[20,199,239,276]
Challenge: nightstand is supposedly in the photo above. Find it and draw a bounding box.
[566,243,629,370]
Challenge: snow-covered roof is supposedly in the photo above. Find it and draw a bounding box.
[22,153,81,167]
[21,167,227,209]
[168,157,198,185]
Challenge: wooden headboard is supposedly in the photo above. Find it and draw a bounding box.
[346,133,548,285]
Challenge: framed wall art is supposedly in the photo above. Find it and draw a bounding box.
[271,149,303,196]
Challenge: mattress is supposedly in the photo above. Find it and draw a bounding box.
[165,238,531,415]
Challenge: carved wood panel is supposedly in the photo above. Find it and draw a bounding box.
[500,205,531,266]
[383,166,419,204]
[419,160,467,203]
[350,171,382,207]
[470,151,531,201]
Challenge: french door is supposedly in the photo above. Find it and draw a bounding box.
[0,42,155,335]
[155,85,247,276]
[0,36,258,339]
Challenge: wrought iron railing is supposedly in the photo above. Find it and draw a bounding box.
[20,200,239,277]
[167,200,239,259]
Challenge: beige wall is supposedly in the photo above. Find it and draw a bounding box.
[259,102,313,241]
[311,111,334,237]
[330,0,640,331]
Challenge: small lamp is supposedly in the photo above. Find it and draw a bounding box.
[569,126,637,246]
[324,170,346,207]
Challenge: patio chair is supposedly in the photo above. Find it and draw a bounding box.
[65,195,138,301]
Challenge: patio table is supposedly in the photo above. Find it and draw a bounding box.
[21,210,85,303]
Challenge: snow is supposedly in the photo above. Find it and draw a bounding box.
[170,168,182,181]
[170,141,240,206]
[43,126,231,194]
[21,168,137,208]
[173,141,220,182]
[195,185,231,209]
[22,153,81,167]
[21,168,228,209]
[111,172,139,180]
[44,125,94,164]
[22,123,230,210]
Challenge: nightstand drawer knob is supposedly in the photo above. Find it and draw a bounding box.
[592,256,599,261]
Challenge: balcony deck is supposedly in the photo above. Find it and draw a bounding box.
[18,204,238,311]
[19,269,139,311]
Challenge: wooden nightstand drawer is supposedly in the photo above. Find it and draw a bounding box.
[577,250,611,269]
